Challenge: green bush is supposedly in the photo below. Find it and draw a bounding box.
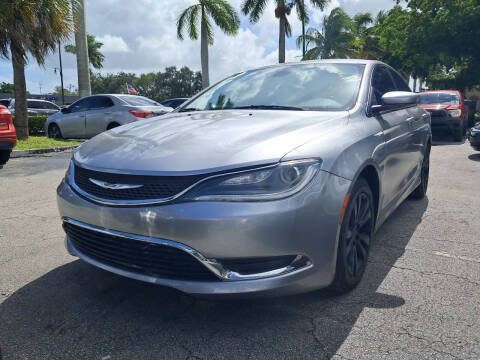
[28,115,48,135]
[12,115,48,135]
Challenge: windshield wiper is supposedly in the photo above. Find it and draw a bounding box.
[177,107,203,112]
[231,105,305,111]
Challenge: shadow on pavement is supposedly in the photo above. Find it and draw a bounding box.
[0,198,428,359]
[468,153,480,162]
[432,129,466,146]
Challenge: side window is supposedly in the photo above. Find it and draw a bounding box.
[69,97,93,112]
[371,66,396,105]
[27,100,42,109]
[91,96,114,109]
[389,70,411,92]
[45,102,59,110]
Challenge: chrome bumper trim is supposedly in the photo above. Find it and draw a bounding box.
[62,218,312,281]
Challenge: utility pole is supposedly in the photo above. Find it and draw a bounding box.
[73,0,91,97]
[58,40,65,105]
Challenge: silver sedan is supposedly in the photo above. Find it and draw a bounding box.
[57,60,431,296]
[45,94,172,139]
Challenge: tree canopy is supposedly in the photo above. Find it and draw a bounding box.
[90,66,202,102]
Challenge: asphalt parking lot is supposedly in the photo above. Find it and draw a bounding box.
[1,133,479,359]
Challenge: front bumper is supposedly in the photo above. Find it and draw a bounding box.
[57,170,350,296]
[468,133,480,150]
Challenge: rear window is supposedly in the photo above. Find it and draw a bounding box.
[0,100,10,107]
[117,96,160,106]
[419,92,459,105]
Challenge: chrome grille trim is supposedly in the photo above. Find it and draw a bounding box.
[63,218,312,281]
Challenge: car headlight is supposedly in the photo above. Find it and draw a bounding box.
[448,109,462,118]
[183,159,321,202]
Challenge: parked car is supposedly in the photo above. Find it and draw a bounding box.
[57,60,431,296]
[0,98,60,116]
[418,90,468,141]
[160,98,188,109]
[468,122,480,150]
[0,105,17,165]
[45,94,173,139]
[464,99,477,127]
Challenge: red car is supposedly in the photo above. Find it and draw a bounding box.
[418,90,468,141]
[0,105,17,165]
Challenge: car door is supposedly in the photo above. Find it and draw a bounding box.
[390,69,429,176]
[85,96,115,137]
[59,97,92,138]
[372,65,418,215]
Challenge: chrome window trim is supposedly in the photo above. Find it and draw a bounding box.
[63,218,312,281]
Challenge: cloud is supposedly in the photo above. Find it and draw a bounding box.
[96,35,131,53]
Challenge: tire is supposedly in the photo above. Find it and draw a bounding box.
[410,146,430,199]
[48,123,63,139]
[0,150,11,165]
[107,122,120,130]
[330,178,375,293]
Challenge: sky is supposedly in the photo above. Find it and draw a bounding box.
[0,0,396,94]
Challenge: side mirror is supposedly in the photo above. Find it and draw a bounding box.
[371,91,419,115]
[382,91,419,105]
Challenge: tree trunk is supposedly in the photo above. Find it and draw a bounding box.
[279,15,286,63]
[11,45,28,140]
[200,16,210,89]
[73,0,91,97]
[302,18,306,58]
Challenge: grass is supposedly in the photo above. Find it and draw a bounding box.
[15,136,83,151]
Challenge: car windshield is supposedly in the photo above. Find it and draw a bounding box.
[419,92,460,105]
[118,96,160,106]
[182,63,365,112]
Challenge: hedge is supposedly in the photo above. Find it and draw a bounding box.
[12,115,48,135]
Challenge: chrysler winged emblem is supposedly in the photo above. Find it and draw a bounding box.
[89,178,144,190]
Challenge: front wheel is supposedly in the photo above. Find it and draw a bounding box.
[330,178,374,293]
[0,150,11,165]
[48,123,63,139]
[410,147,430,199]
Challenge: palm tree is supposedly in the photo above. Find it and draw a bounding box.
[0,0,77,140]
[351,12,376,59]
[73,0,91,97]
[177,0,240,89]
[242,0,330,63]
[297,7,354,60]
[291,0,331,57]
[65,34,105,69]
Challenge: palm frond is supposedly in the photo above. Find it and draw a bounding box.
[203,0,240,37]
[242,0,268,23]
[177,5,200,41]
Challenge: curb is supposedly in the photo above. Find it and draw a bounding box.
[11,145,78,158]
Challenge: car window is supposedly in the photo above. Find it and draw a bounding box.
[0,100,10,107]
[117,96,160,106]
[44,102,59,110]
[172,99,186,108]
[418,92,460,105]
[27,100,45,109]
[371,66,396,105]
[69,97,94,112]
[90,96,114,109]
[186,64,366,111]
[161,100,172,108]
[389,70,411,92]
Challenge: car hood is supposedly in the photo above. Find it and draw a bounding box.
[74,110,347,174]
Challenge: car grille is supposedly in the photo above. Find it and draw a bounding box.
[64,222,219,281]
[426,109,448,119]
[73,164,203,201]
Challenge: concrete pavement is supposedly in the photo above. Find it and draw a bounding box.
[0,134,479,359]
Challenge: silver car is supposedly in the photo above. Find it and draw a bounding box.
[57,60,431,296]
[45,94,172,139]
[0,98,60,116]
